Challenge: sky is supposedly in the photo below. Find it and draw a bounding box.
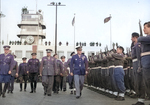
[1,0,150,52]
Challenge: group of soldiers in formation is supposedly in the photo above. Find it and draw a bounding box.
[0,44,88,99]
[86,21,150,105]
[0,21,150,104]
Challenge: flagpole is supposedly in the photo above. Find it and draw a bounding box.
[74,14,75,51]
[110,14,112,50]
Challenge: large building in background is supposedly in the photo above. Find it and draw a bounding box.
[1,7,101,64]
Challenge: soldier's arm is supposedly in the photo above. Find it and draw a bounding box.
[70,56,75,74]
[9,55,15,72]
[38,60,40,74]
[136,43,142,72]
[18,64,21,74]
[60,61,63,74]
[16,62,19,73]
[54,58,57,74]
[112,53,123,60]
[40,58,43,75]
[84,56,88,72]
[138,36,150,44]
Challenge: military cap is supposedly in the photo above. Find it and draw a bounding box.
[46,49,52,53]
[31,53,37,56]
[132,32,139,37]
[61,56,66,59]
[117,46,124,52]
[70,52,75,56]
[22,57,27,60]
[76,46,82,51]
[3,45,10,50]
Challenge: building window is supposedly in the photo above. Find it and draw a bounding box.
[26,51,32,59]
[67,51,72,59]
[15,51,22,58]
[37,51,43,59]
[57,51,64,59]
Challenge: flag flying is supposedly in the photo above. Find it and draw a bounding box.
[139,20,143,36]
[72,16,75,26]
[104,16,111,23]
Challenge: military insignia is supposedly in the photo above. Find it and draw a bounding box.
[36,60,38,62]
[75,59,77,60]
[7,56,10,59]
[82,56,85,60]
[44,59,47,61]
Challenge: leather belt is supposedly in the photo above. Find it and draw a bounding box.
[115,66,123,68]
[132,58,138,62]
[109,65,115,68]
[141,52,150,57]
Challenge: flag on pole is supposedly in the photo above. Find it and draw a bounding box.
[139,20,143,36]
[72,16,75,26]
[104,16,111,23]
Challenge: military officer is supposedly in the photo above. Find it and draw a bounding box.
[40,49,57,96]
[61,56,69,92]
[70,47,88,99]
[53,54,62,94]
[112,46,125,101]
[27,53,40,93]
[133,21,150,105]
[7,55,18,94]
[18,57,29,92]
[132,32,145,105]
[0,45,14,98]
[67,52,76,94]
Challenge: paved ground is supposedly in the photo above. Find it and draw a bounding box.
[0,83,150,105]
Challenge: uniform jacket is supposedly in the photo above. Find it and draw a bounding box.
[11,60,18,77]
[112,53,124,66]
[61,61,69,76]
[138,35,150,53]
[0,53,14,75]
[70,54,88,75]
[55,59,62,75]
[40,56,57,76]
[18,63,28,75]
[27,58,40,73]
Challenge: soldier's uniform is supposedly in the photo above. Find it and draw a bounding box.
[0,46,14,97]
[40,49,57,96]
[18,57,29,91]
[61,56,69,91]
[112,46,125,101]
[8,55,18,93]
[133,35,150,105]
[27,53,40,93]
[53,58,62,93]
[70,47,88,99]
[67,52,76,94]
[106,50,116,98]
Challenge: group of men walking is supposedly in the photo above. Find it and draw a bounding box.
[0,45,88,99]
[87,21,150,105]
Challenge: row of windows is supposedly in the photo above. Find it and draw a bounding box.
[15,51,72,59]
[15,51,96,59]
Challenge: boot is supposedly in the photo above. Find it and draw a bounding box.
[2,93,6,98]
[34,82,37,93]
[115,96,125,101]
[24,82,27,91]
[20,83,22,92]
[30,82,33,93]
[132,102,145,105]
